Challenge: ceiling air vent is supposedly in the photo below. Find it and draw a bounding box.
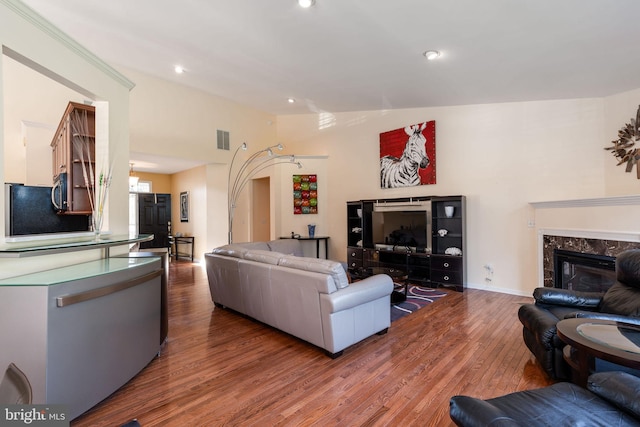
[217,130,230,150]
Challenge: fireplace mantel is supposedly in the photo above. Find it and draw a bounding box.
[539,228,640,243]
[530,195,640,209]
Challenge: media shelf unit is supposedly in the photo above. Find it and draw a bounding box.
[347,196,466,291]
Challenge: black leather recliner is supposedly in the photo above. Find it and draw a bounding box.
[450,371,640,426]
[518,249,640,380]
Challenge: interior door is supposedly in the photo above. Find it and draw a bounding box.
[138,193,171,249]
[251,177,270,242]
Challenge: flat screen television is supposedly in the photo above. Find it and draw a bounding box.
[372,201,431,253]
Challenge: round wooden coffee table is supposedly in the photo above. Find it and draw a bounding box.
[557,318,640,387]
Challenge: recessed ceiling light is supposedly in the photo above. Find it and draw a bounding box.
[174,65,185,74]
[288,98,296,104]
[423,50,441,60]
[298,0,315,8]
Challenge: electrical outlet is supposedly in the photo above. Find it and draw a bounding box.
[484,263,494,284]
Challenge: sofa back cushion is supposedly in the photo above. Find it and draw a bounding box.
[244,249,283,265]
[236,241,271,251]
[600,282,640,316]
[616,249,640,289]
[278,255,349,291]
[267,239,303,256]
[212,244,250,259]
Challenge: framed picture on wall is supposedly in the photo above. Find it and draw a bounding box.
[293,174,318,214]
[380,120,436,188]
[180,191,189,222]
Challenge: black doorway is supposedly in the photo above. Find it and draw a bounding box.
[138,193,171,249]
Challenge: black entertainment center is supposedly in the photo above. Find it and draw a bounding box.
[347,196,466,291]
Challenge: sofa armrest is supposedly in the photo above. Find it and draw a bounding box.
[533,287,603,308]
[449,396,522,427]
[517,304,562,348]
[588,371,640,419]
[324,274,393,313]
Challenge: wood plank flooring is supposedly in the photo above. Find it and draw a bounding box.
[71,260,554,426]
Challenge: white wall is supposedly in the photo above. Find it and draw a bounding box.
[171,165,207,261]
[206,162,228,250]
[277,94,640,296]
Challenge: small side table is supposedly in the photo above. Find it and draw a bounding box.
[173,236,195,262]
[279,236,330,259]
[557,318,640,387]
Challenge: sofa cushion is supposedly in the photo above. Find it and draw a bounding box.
[278,255,349,290]
[616,249,640,289]
[235,241,271,251]
[244,249,283,265]
[212,244,250,259]
[600,282,640,316]
[588,371,640,419]
[267,239,303,256]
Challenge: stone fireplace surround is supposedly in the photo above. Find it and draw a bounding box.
[541,230,640,288]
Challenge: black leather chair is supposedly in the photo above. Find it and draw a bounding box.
[518,249,640,380]
[450,371,640,426]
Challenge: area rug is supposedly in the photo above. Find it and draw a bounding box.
[391,285,448,322]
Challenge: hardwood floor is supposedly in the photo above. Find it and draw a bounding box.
[71,260,554,426]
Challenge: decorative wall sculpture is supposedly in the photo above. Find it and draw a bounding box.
[380,121,436,188]
[293,174,317,214]
[605,105,640,178]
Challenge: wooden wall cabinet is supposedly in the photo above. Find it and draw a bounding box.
[51,102,95,214]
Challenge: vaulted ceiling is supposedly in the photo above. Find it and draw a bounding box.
[20,0,640,116]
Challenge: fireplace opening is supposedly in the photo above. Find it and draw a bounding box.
[553,249,616,293]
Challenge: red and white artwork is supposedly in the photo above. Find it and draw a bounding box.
[379,121,436,188]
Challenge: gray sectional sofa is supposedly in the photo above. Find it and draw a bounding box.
[204,239,393,357]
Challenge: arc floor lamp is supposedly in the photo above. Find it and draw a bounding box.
[228,142,302,244]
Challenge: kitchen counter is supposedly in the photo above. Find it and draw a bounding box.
[0,234,153,258]
[0,256,162,419]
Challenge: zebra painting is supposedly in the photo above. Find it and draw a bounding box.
[380,122,432,188]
